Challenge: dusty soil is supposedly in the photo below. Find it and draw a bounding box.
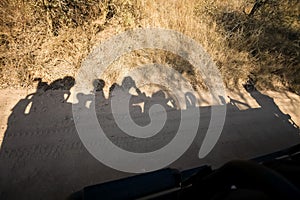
[2,88,299,144]
[0,87,299,199]
[0,89,35,146]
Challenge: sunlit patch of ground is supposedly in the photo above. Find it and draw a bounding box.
[1,88,299,148]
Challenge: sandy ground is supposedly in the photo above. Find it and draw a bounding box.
[0,87,299,199]
[0,89,35,146]
[2,88,299,142]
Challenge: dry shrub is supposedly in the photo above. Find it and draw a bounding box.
[0,0,299,94]
[138,0,256,91]
[138,0,299,93]
[210,0,300,93]
[0,0,142,88]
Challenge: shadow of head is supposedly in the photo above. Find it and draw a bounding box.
[93,79,105,92]
[47,76,75,90]
[122,76,136,91]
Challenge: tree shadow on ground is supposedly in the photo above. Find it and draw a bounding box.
[0,76,299,199]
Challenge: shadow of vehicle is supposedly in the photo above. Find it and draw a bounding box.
[0,76,299,199]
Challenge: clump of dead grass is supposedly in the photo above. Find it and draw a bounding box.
[0,0,299,95]
[137,0,257,91]
[214,0,299,93]
[138,0,299,93]
[0,0,142,88]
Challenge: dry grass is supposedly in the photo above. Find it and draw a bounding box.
[0,0,142,88]
[138,0,255,91]
[0,0,299,94]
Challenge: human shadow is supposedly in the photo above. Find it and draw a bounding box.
[183,80,300,169]
[95,76,179,153]
[0,76,299,199]
[0,77,125,200]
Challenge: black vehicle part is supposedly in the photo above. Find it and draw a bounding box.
[68,144,300,200]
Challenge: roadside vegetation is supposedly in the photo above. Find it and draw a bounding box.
[0,0,299,94]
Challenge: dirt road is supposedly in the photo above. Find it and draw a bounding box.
[0,88,299,199]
